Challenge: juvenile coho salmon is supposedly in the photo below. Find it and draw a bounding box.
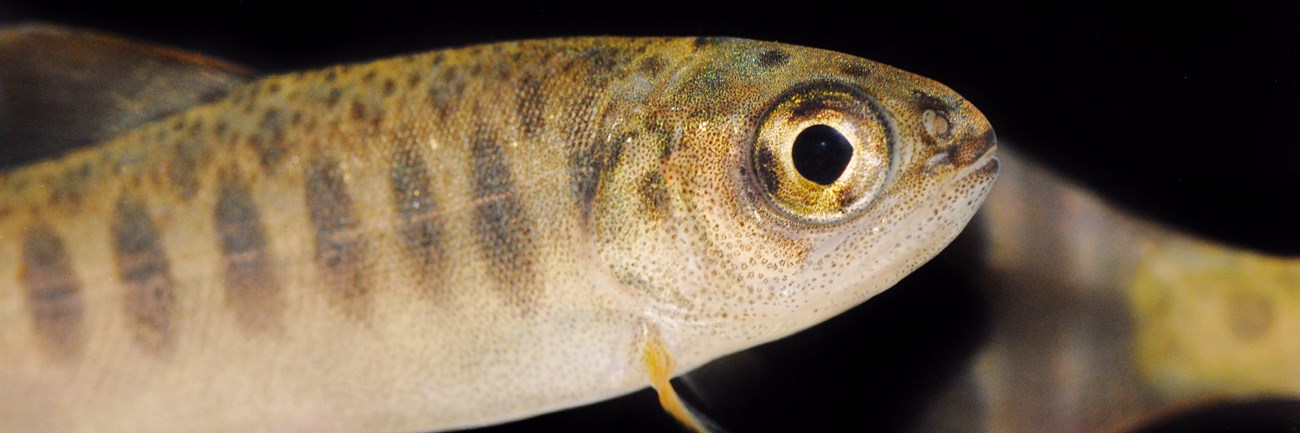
[0,26,997,433]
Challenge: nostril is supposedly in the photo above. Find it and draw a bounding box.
[921,109,952,140]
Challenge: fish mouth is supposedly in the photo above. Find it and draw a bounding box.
[951,124,999,182]
[957,144,1000,181]
[916,139,999,237]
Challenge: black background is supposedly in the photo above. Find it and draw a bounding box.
[2,1,1297,432]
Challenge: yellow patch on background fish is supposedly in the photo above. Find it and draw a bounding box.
[1131,238,1300,397]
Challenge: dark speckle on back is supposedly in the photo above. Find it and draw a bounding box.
[757,48,790,68]
[249,107,287,170]
[639,55,665,75]
[349,100,367,122]
[326,88,342,107]
[693,36,721,48]
[382,78,396,97]
[839,62,873,79]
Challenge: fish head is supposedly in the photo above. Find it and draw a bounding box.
[593,38,997,365]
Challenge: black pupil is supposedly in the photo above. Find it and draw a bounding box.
[791,125,853,185]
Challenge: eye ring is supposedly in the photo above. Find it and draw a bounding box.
[751,82,894,225]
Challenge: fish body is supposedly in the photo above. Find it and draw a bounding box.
[0,27,997,433]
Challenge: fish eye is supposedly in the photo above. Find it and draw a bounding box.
[752,83,893,225]
[791,125,853,185]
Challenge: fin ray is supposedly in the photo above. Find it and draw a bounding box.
[644,327,727,433]
[0,24,252,166]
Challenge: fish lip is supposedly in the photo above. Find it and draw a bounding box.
[955,143,1000,181]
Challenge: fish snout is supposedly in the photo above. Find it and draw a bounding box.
[950,101,997,170]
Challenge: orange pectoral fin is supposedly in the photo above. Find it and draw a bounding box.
[643,329,715,433]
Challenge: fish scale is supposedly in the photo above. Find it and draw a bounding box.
[0,27,997,433]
